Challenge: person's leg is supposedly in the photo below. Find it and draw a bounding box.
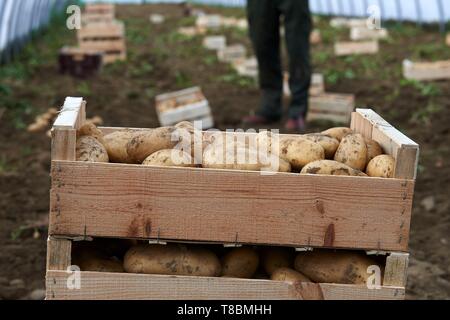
[280,0,312,120]
[246,0,282,122]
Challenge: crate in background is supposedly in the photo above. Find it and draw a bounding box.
[232,57,258,79]
[77,21,126,64]
[403,59,450,81]
[196,14,222,30]
[59,47,103,78]
[350,27,388,41]
[308,93,355,124]
[155,87,213,129]
[334,41,379,56]
[217,44,247,63]
[83,3,115,24]
[203,36,227,51]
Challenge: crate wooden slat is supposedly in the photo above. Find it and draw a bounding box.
[59,47,103,78]
[307,93,355,124]
[46,270,405,300]
[403,59,450,81]
[233,57,258,79]
[330,18,367,28]
[155,87,213,128]
[335,41,379,56]
[196,14,222,29]
[83,4,115,24]
[203,35,227,51]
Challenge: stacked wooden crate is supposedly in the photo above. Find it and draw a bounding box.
[46,97,418,300]
[58,47,103,78]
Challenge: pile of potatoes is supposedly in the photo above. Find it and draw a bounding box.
[75,122,395,178]
[73,240,382,285]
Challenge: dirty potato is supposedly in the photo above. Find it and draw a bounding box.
[126,127,180,164]
[302,134,340,159]
[124,244,221,277]
[334,133,368,171]
[321,127,352,142]
[279,137,325,171]
[221,247,259,279]
[366,155,395,178]
[294,250,380,284]
[142,149,196,168]
[365,139,383,164]
[103,130,136,163]
[262,247,294,276]
[76,135,109,162]
[301,160,367,176]
[271,268,312,283]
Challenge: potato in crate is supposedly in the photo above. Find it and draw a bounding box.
[155,87,213,129]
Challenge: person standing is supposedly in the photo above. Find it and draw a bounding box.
[243,0,312,132]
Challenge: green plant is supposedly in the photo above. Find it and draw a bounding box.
[410,101,442,125]
[76,82,91,96]
[175,71,192,88]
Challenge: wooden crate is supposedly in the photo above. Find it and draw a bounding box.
[403,59,450,81]
[83,3,115,24]
[308,93,355,124]
[350,27,388,41]
[46,237,409,300]
[155,87,213,128]
[203,36,227,51]
[233,57,258,79]
[335,41,379,56]
[45,97,418,299]
[59,47,103,78]
[446,33,450,47]
[284,73,324,97]
[77,21,126,64]
[330,18,367,28]
[196,14,222,30]
[310,29,322,44]
[177,26,207,37]
[218,44,247,63]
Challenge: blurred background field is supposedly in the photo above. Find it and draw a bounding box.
[0,2,449,299]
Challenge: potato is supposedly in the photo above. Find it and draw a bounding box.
[279,137,325,171]
[321,127,352,142]
[126,127,180,164]
[366,155,395,178]
[334,133,367,171]
[301,160,367,176]
[76,136,109,162]
[73,248,124,273]
[262,247,294,276]
[294,250,380,284]
[103,130,136,163]
[124,244,221,277]
[175,121,205,163]
[203,144,290,173]
[271,268,311,283]
[365,139,383,164]
[77,123,105,145]
[222,247,259,279]
[142,149,196,167]
[302,134,340,159]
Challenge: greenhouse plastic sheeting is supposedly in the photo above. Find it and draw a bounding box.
[0,0,67,63]
[87,0,450,23]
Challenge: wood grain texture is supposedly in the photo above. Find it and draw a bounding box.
[45,271,405,300]
[46,238,72,271]
[384,253,409,287]
[49,161,414,251]
[352,109,419,180]
[334,41,379,56]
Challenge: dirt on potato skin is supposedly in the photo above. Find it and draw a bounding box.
[0,4,449,300]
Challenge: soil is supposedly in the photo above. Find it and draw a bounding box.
[0,4,449,300]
